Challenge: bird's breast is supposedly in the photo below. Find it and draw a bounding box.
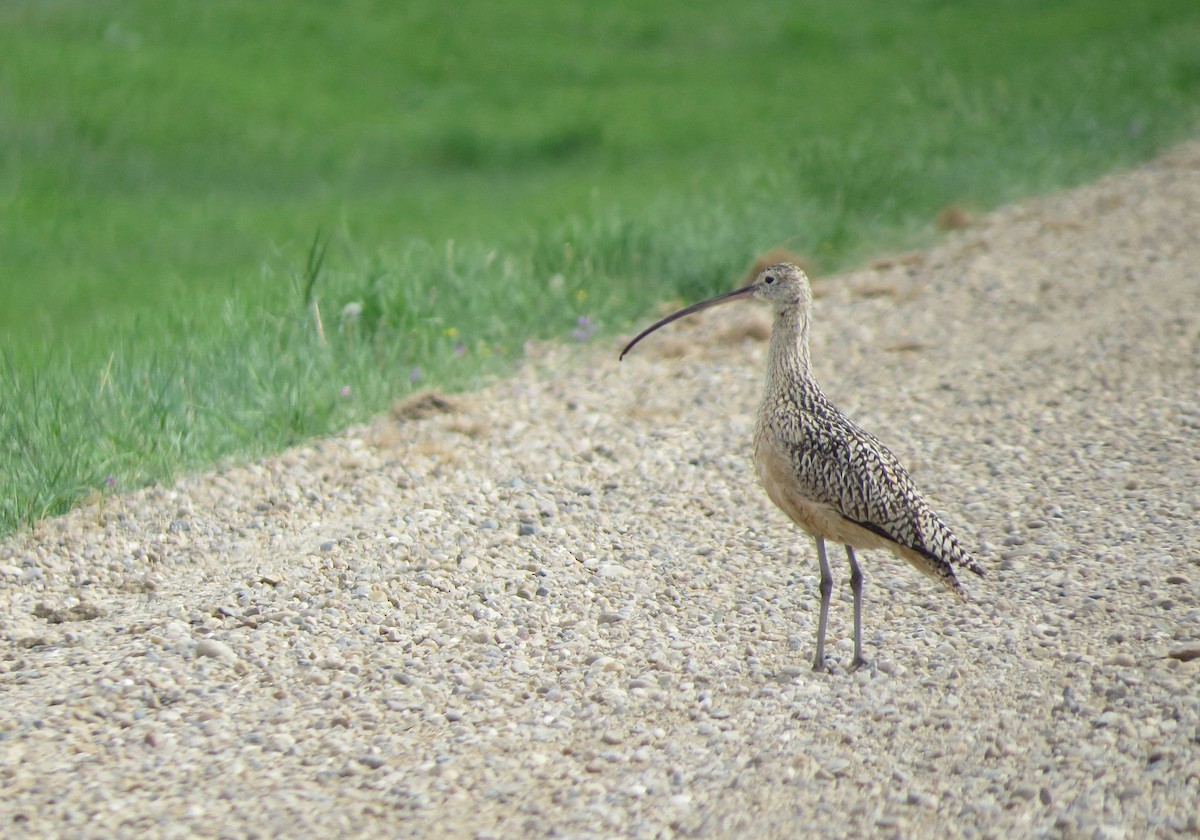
[753,424,821,535]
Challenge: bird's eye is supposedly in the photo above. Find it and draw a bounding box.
[764,275,776,284]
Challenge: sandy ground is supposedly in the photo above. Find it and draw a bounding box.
[2,144,1199,839]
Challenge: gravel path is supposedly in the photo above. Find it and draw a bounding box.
[3,144,1200,838]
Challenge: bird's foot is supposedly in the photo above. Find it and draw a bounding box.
[847,656,868,673]
[811,656,833,675]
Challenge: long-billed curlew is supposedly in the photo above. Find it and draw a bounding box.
[620,263,983,672]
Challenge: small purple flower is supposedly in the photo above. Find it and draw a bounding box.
[410,366,422,383]
[572,315,595,342]
[453,342,467,357]
[340,385,351,397]
[105,475,116,488]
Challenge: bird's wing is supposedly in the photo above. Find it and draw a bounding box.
[784,410,924,546]
[774,402,982,577]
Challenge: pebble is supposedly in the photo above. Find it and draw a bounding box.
[1166,645,1200,663]
[194,638,238,662]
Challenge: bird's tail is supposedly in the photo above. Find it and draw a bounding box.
[907,513,984,601]
[896,545,970,602]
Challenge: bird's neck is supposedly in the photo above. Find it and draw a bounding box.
[766,306,815,391]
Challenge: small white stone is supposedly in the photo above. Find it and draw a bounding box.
[194,638,237,662]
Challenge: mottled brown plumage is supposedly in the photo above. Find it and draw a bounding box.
[621,263,982,671]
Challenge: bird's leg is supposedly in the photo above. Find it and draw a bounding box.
[812,537,833,672]
[846,546,865,671]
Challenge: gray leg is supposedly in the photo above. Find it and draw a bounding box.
[812,537,833,672]
[846,546,865,671]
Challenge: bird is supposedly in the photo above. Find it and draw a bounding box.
[620,262,983,672]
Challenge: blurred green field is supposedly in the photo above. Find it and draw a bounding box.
[2,0,1199,534]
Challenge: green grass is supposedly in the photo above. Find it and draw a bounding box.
[2,0,1199,535]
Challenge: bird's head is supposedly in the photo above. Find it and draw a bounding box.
[751,263,811,310]
[619,262,811,360]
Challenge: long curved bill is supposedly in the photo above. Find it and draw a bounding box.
[619,283,757,360]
